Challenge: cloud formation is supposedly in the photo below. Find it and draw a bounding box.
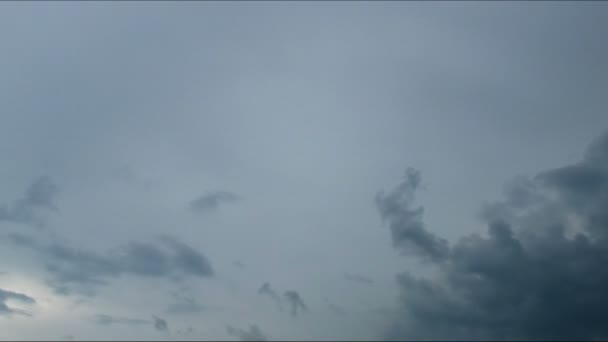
[283,291,307,317]
[189,191,238,214]
[258,282,283,312]
[153,315,169,332]
[0,177,59,227]
[379,131,608,341]
[226,324,268,341]
[375,168,449,262]
[6,234,213,296]
[0,288,36,316]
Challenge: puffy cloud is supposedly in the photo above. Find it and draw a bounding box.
[226,324,268,341]
[379,131,608,341]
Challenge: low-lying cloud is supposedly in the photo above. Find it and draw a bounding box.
[378,132,608,341]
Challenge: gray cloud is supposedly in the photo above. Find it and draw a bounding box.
[6,233,213,296]
[283,291,307,317]
[0,176,59,227]
[93,314,150,326]
[226,324,268,341]
[344,273,374,286]
[0,288,36,316]
[258,282,283,312]
[375,168,449,262]
[153,315,169,332]
[189,191,238,214]
[380,131,608,341]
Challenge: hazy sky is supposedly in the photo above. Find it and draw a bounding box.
[1,2,608,341]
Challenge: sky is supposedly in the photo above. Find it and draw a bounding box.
[1,2,608,341]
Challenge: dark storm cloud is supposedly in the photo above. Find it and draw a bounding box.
[189,191,238,214]
[152,315,169,332]
[258,282,283,312]
[93,314,150,326]
[0,288,36,316]
[226,324,268,341]
[0,177,59,227]
[380,131,608,341]
[283,291,307,317]
[375,168,449,262]
[5,233,213,296]
[344,273,374,286]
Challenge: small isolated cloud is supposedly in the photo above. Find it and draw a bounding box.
[258,282,283,312]
[0,288,36,316]
[378,131,608,340]
[283,291,307,317]
[344,273,374,286]
[6,233,214,296]
[153,315,169,332]
[0,176,59,227]
[189,191,238,214]
[226,324,268,341]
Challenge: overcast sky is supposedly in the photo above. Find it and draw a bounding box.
[1,2,608,341]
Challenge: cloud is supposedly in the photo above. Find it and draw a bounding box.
[283,291,307,317]
[93,314,150,326]
[344,273,374,286]
[375,168,449,262]
[6,233,214,296]
[189,191,238,214]
[93,313,169,333]
[0,288,36,316]
[258,282,283,312]
[152,315,169,332]
[226,324,268,341]
[379,131,608,340]
[0,176,59,227]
